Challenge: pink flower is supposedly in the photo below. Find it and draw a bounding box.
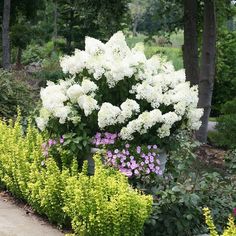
[119,168,132,177]
[233,208,236,217]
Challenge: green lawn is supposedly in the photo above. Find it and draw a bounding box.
[126,32,184,70]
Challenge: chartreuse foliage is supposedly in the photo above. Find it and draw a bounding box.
[203,207,236,236]
[63,155,153,236]
[0,115,152,235]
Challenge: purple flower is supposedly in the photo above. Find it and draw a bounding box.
[119,168,132,177]
[153,145,157,149]
[125,150,130,155]
[233,208,236,217]
[60,137,64,144]
[140,162,144,166]
[125,143,130,148]
[146,168,150,174]
[136,146,141,154]
[147,145,152,149]
[114,149,119,154]
[150,156,154,163]
[107,151,113,158]
[141,153,145,158]
[149,164,154,170]
[48,139,53,147]
[95,133,101,139]
[134,169,139,175]
[130,163,138,170]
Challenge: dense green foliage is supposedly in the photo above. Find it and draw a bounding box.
[0,70,35,119]
[143,132,236,236]
[211,99,236,149]
[212,30,236,116]
[0,116,152,235]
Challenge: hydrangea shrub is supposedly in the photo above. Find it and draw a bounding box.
[36,31,203,143]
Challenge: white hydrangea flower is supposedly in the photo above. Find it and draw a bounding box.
[40,82,68,113]
[118,99,140,123]
[67,84,84,102]
[187,108,204,130]
[85,37,106,56]
[54,106,71,124]
[98,103,121,128]
[81,79,98,94]
[38,31,203,138]
[36,117,48,131]
[158,124,172,138]
[78,95,99,116]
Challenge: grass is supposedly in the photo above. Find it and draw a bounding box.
[126,32,184,70]
[145,46,183,70]
[209,117,218,122]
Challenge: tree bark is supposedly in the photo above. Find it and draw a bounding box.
[196,0,216,143]
[53,0,58,40]
[2,0,11,70]
[132,17,139,37]
[183,0,199,86]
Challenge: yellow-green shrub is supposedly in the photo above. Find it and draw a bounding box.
[203,207,236,236]
[0,116,153,234]
[63,155,153,236]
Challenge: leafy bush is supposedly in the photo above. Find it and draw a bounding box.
[0,116,152,234]
[63,155,152,236]
[143,132,236,236]
[211,99,236,149]
[22,39,66,65]
[35,32,202,171]
[212,30,236,116]
[0,70,35,119]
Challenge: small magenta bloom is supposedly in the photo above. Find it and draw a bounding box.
[136,146,141,154]
[60,137,64,144]
[120,168,132,177]
[233,208,236,217]
[48,139,53,147]
[125,143,130,148]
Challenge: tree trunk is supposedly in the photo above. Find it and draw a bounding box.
[66,4,74,53]
[2,0,11,70]
[53,0,58,39]
[183,0,199,86]
[196,0,216,143]
[132,17,139,37]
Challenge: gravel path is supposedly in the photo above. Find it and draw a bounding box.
[0,196,64,236]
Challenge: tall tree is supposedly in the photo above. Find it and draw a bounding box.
[196,0,217,142]
[2,0,11,69]
[183,0,199,86]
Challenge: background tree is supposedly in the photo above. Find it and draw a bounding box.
[129,0,149,36]
[1,0,11,69]
[196,0,217,143]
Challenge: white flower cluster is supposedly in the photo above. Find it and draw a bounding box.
[36,79,99,130]
[98,99,140,129]
[37,31,203,140]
